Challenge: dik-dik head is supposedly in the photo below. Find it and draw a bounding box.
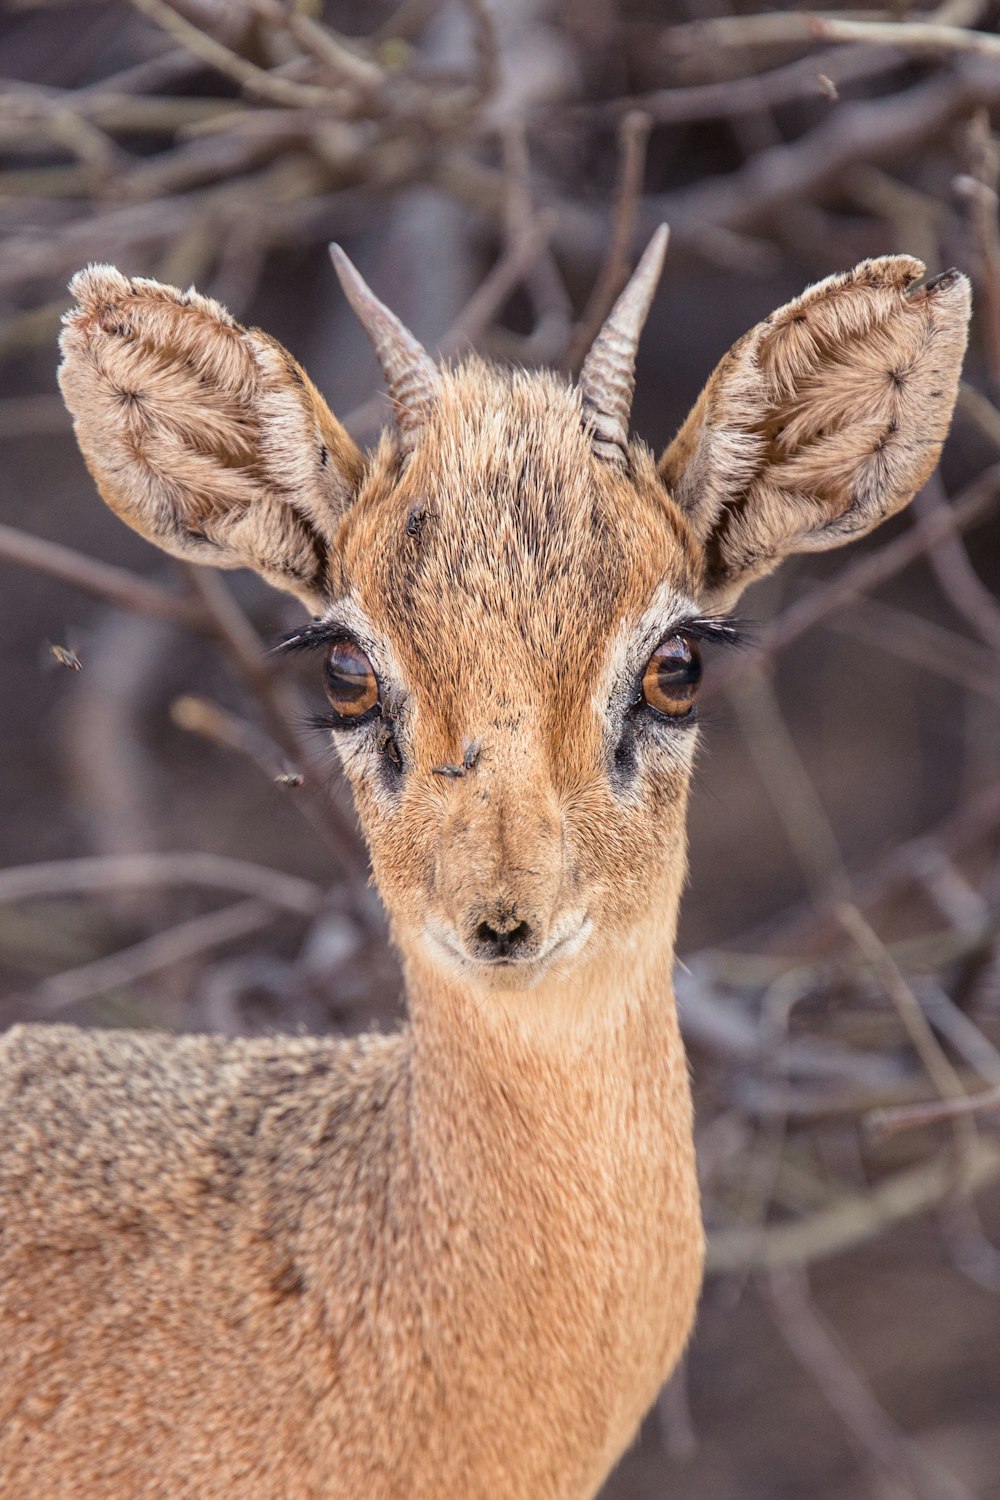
[58,234,969,991]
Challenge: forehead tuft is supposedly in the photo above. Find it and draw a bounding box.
[335,357,697,673]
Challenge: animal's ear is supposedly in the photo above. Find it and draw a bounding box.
[658,257,971,611]
[58,266,365,610]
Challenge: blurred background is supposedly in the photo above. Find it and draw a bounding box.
[2,1,1000,1495]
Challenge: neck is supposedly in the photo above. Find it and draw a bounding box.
[402,908,689,1194]
[387,908,704,1491]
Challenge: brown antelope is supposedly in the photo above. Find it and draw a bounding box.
[0,231,969,1499]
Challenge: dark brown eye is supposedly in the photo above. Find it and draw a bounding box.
[323,638,379,721]
[641,636,701,719]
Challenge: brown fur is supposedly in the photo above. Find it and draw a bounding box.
[0,254,969,1499]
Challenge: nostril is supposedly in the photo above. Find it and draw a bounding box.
[476,919,532,958]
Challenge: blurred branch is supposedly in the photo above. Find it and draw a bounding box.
[0,82,241,133]
[827,594,1000,705]
[914,477,1000,656]
[564,109,652,373]
[249,0,385,94]
[497,121,572,362]
[171,693,302,786]
[438,210,557,352]
[719,462,1000,682]
[707,1138,1000,1272]
[663,5,988,55]
[921,984,1000,1083]
[599,44,902,125]
[811,13,1000,62]
[181,567,367,873]
[60,612,171,924]
[769,1266,976,1500]
[460,0,501,105]
[954,110,1000,397]
[729,668,849,905]
[23,898,273,1015]
[658,61,1000,248]
[868,1083,1000,1137]
[0,853,324,914]
[126,0,341,108]
[836,905,973,1134]
[0,523,211,631]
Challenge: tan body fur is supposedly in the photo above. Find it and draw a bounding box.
[0,244,970,1498]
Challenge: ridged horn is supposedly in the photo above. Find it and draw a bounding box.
[329,244,440,455]
[578,224,670,463]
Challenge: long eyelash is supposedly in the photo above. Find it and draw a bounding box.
[680,615,752,649]
[272,620,341,656]
[306,707,382,736]
[306,710,342,733]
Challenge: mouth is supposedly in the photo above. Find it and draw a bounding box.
[424,916,592,982]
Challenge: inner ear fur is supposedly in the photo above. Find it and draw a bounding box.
[658,256,971,610]
[59,266,365,610]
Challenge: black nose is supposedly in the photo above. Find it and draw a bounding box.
[475,919,533,960]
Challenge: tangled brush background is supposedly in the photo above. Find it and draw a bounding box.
[2,1,1000,1494]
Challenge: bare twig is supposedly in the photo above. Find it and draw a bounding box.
[812,13,1000,62]
[439,211,556,351]
[181,567,367,873]
[249,0,384,94]
[171,694,302,786]
[564,110,652,373]
[126,0,340,108]
[495,121,572,362]
[954,111,1000,397]
[837,905,970,1107]
[663,6,989,56]
[0,523,211,631]
[460,0,501,104]
[957,378,1000,447]
[867,1083,1000,1137]
[0,82,240,133]
[826,593,1000,705]
[921,984,1000,1083]
[61,612,172,924]
[656,63,1000,249]
[25,899,274,1015]
[914,476,1000,657]
[834,906,982,1193]
[710,463,1000,687]
[769,1266,975,1500]
[0,853,324,914]
[600,44,902,126]
[707,1138,1000,1272]
[761,775,1000,959]
[729,669,850,905]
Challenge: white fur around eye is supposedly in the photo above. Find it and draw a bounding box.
[592,583,699,733]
